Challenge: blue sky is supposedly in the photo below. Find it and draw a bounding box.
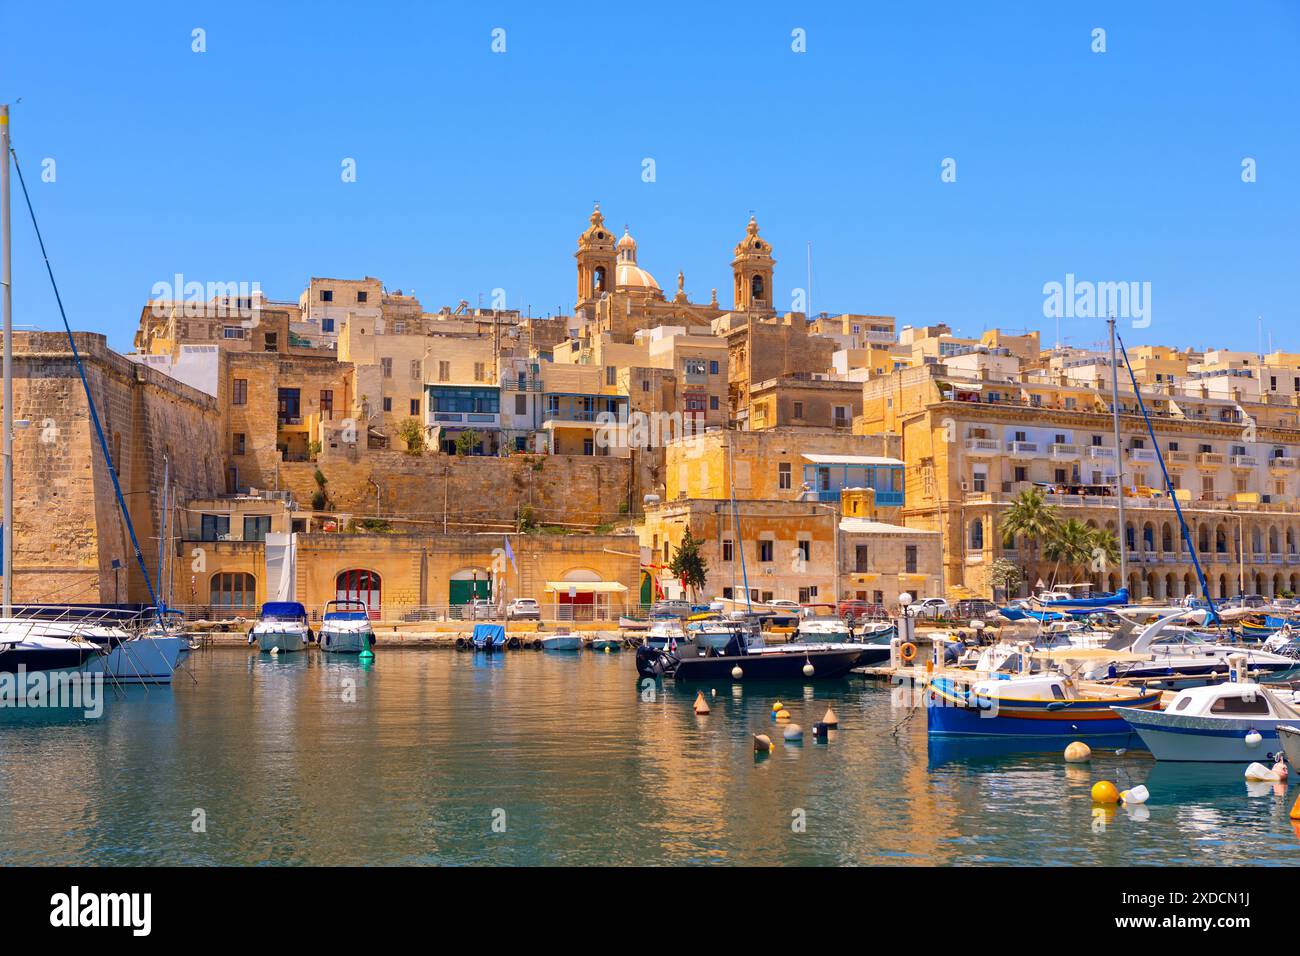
[2,1,1297,354]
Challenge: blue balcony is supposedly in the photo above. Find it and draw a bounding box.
[803,459,904,507]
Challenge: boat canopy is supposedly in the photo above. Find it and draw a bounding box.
[261,601,307,620]
[472,623,506,648]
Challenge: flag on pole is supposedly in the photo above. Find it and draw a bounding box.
[503,536,517,574]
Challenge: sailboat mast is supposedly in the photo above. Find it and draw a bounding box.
[1108,317,1127,589]
[1,104,12,617]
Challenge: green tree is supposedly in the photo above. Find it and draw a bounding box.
[668,527,709,602]
[1044,518,1095,567]
[455,429,481,457]
[999,487,1059,582]
[988,558,1023,599]
[1087,526,1121,582]
[397,418,425,456]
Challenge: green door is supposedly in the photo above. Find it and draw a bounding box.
[449,579,491,605]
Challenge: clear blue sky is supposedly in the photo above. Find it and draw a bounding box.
[2,1,1297,354]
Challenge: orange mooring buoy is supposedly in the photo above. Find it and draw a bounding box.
[694,691,710,715]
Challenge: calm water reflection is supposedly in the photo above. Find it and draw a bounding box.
[1,648,1297,865]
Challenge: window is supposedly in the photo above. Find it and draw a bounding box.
[855,544,870,572]
[222,326,244,339]
[210,572,255,608]
[410,360,421,380]
[320,290,333,302]
[972,471,986,493]
[515,394,527,415]
[321,318,335,333]
[793,401,804,419]
[1014,466,1027,482]
[393,321,406,334]
[709,360,719,374]
[410,399,420,416]
[320,389,333,419]
[233,432,246,456]
[905,545,918,574]
[381,357,393,378]
[606,366,616,386]
[200,514,230,541]
[357,291,368,303]
[439,361,450,382]
[797,539,811,562]
[722,539,734,562]
[759,540,774,563]
[263,333,277,352]
[243,515,271,542]
[641,379,650,392]
[710,396,719,410]
[1210,695,1270,715]
[474,362,486,382]
[1054,468,1067,483]
[336,569,381,614]
[970,520,984,550]
[778,462,791,490]
[1014,430,1027,442]
[232,378,247,405]
[382,397,392,412]
[834,406,849,427]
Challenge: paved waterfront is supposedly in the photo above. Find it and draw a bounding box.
[0,648,1296,865]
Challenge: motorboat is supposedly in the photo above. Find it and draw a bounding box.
[1,607,185,684]
[635,621,865,681]
[588,635,622,652]
[471,623,508,651]
[319,600,376,654]
[248,602,311,654]
[0,619,105,676]
[540,632,584,651]
[1114,676,1300,762]
[1275,724,1300,769]
[643,618,684,651]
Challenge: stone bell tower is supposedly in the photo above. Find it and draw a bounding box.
[575,203,617,312]
[731,215,775,313]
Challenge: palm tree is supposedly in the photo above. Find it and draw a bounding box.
[998,487,1059,590]
[1087,527,1121,584]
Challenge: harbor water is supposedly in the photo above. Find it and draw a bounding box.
[1,647,1298,866]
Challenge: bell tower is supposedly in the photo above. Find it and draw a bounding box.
[575,203,617,311]
[731,215,775,313]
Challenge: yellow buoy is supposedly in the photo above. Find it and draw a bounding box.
[1091,780,1120,804]
[771,700,784,713]
[693,691,710,715]
[1064,741,1092,763]
[775,709,791,720]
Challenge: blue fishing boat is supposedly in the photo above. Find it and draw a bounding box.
[1037,587,1129,611]
[471,623,508,651]
[925,671,1161,738]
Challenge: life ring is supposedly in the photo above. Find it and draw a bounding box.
[900,642,918,662]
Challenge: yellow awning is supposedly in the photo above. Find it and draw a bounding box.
[543,581,628,594]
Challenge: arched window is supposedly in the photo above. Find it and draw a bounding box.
[210,572,255,608]
[750,274,765,301]
[593,266,606,293]
[336,569,382,616]
[970,520,984,551]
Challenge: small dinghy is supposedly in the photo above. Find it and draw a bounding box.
[588,635,622,652]
[540,632,584,651]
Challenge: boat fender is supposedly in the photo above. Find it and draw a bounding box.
[900,642,918,663]
[1119,785,1149,806]
[1245,761,1279,782]
[455,637,467,650]
[247,633,255,646]
[731,666,743,679]
[783,724,803,742]
[753,733,774,754]
[507,637,521,650]
[774,709,791,721]
[802,662,815,677]
[1245,729,1263,749]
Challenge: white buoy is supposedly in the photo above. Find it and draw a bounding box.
[731,666,743,679]
[1245,730,1263,749]
[783,723,803,741]
[269,646,279,656]
[1119,784,1149,805]
[802,662,815,677]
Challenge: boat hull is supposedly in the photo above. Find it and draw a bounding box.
[1277,725,1300,768]
[927,677,1160,738]
[669,646,866,681]
[257,631,307,653]
[1112,706,1290,762]
[320,630,374,654]
[86,636,185,683]
[541,636,583,651]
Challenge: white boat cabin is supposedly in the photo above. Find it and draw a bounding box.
[1164,683,1300,719]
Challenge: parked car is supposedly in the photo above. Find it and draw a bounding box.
[837,600,888,623]
[953,599,999,621]
[506,598,541,621]
[907,597,950,619]
[468,599,496,620]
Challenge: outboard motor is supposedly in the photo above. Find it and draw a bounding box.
[635,643,674,679]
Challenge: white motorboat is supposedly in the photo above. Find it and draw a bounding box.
[1114,679,1300,762]
[319,600,376,655]
[644,618,684,651]
[540,632,584,651]
[0,619,104,677]
[249,602,311,654]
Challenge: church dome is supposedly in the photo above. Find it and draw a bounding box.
[615,227,661,291]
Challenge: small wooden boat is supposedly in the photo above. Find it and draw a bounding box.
[588,635,622,652]
[618,616,649,631]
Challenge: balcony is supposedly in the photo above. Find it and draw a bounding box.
[1088,447,1116,460]
[431,412,501,428]
[1197,452,1225,467]
[1231,454,1259,469]
[1128,448,1158,463]
[1007,441,1039,457]
[965,438,999,454]
[1049,443,1079,459]
[1269,456,1299,470]
[1166,450,1193,465]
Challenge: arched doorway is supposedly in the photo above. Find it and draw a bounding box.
[210,571,256,610]
[337,569,382,618]
[449,568,491,612]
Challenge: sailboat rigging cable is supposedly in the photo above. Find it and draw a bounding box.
[1115,332,1218,617]
[8,147,164,622]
